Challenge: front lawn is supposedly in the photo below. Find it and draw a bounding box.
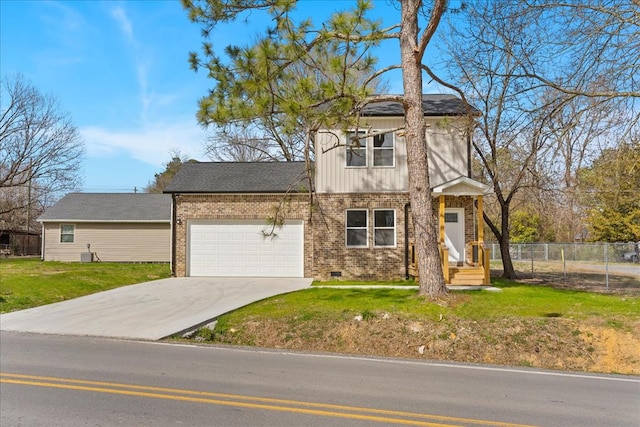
[185,279,640,374]
[3,258,639,374]
[0,258,171,313]
[215,280,640,325]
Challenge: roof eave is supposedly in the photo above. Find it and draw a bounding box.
[166,190,309,195]
[38,219,171,223]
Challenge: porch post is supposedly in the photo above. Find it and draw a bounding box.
[439,195,445,244]
[477,195,484,243]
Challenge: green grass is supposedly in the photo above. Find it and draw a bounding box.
[312,279,418,287]
[453,279,639,320]
[2,259,638,327]
[218,278,640,326]
[0,258,171,313]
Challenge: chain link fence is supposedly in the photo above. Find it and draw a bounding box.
[488,242,640,293]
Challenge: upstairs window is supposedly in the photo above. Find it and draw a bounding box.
[373,133,394,167]
[374,209,396,247]
[346,131,367,167]
[346,209,368,247]
[60,224,75,243]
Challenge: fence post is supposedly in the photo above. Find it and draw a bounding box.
[562,246,566,285]
[530,244,534,277]
[604,243,609,291]
[545,243,549,261]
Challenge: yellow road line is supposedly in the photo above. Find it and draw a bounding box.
[1,372,537,427]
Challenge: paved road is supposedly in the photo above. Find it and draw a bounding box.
[2,332,638,426]
[0,277,311,339]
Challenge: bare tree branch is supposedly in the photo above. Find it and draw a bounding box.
[0,74,84,222]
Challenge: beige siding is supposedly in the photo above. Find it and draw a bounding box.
[426,117,468,186]
[315,117,468,193]
[42,222,170,262]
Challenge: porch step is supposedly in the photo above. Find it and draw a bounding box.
[449,267,486,286]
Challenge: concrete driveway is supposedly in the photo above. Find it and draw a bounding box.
[0,277,311,340]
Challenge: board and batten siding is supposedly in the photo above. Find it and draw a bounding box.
[42,222,170,262]
[315,117,468,193]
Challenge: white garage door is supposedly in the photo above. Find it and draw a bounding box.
[188,220,304,277]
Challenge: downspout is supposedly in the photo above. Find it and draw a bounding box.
[404,202,410,279]
[170,193,177,276]
[40,222,45,261]
[467,132,472,178]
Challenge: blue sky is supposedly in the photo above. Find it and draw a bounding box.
[1,0,446,193]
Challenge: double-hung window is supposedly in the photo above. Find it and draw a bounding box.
[346,131,367,167]
[346,209,368,247]
[374,209,396,247]
[346,209,396,248]
[373,132,394,167]
[60,224,75,243]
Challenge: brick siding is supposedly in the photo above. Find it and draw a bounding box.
[173,193,312,277]
[312,193,411,280]
[173,192,476,280]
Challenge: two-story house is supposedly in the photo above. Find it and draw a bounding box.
[164,94,490,284]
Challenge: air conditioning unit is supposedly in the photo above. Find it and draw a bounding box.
[80,252,94,263]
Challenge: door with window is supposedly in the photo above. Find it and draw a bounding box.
[443,208,465,264]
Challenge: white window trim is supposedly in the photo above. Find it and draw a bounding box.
[345,209,368,248]
[372,132,395,168]
[373,209,396,248]
[60,224,75,243]
[345,130,368,168]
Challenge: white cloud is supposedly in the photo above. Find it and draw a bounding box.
[33,1,89,69]
[110,6,134,43]
[108,5,159,123]
[81,118,208,166]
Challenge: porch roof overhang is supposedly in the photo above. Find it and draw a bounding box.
[431,176,491,197]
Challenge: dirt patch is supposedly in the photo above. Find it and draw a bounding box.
[198,314,640,375]
[494,267,640,295]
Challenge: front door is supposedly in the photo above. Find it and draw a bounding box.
[443,208,465,264]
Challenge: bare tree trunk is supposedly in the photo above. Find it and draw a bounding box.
[484,204,517,280]
[499,206,517,279]
[400,0,446,297]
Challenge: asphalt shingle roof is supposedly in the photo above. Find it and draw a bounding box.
[38,193,171,222]
[361,94,480,117]
[163,162,309,194]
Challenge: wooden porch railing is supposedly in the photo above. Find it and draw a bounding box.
[440,244,449,283]
[467,241,491,285]
[409,241,490,285]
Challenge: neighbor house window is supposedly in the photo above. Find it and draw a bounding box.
[346,131,367,167]
[373,132,394,167]
[374,209,396,247]
[346,209,368,247]
[60,224,75,243]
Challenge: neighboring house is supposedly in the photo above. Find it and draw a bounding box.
[38,193,171,262]
[165,94,490,283]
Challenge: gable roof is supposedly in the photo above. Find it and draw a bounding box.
[431,176,491,196]
[38,193,171,222]
[361,94,480,117]
[163,162,309,194]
